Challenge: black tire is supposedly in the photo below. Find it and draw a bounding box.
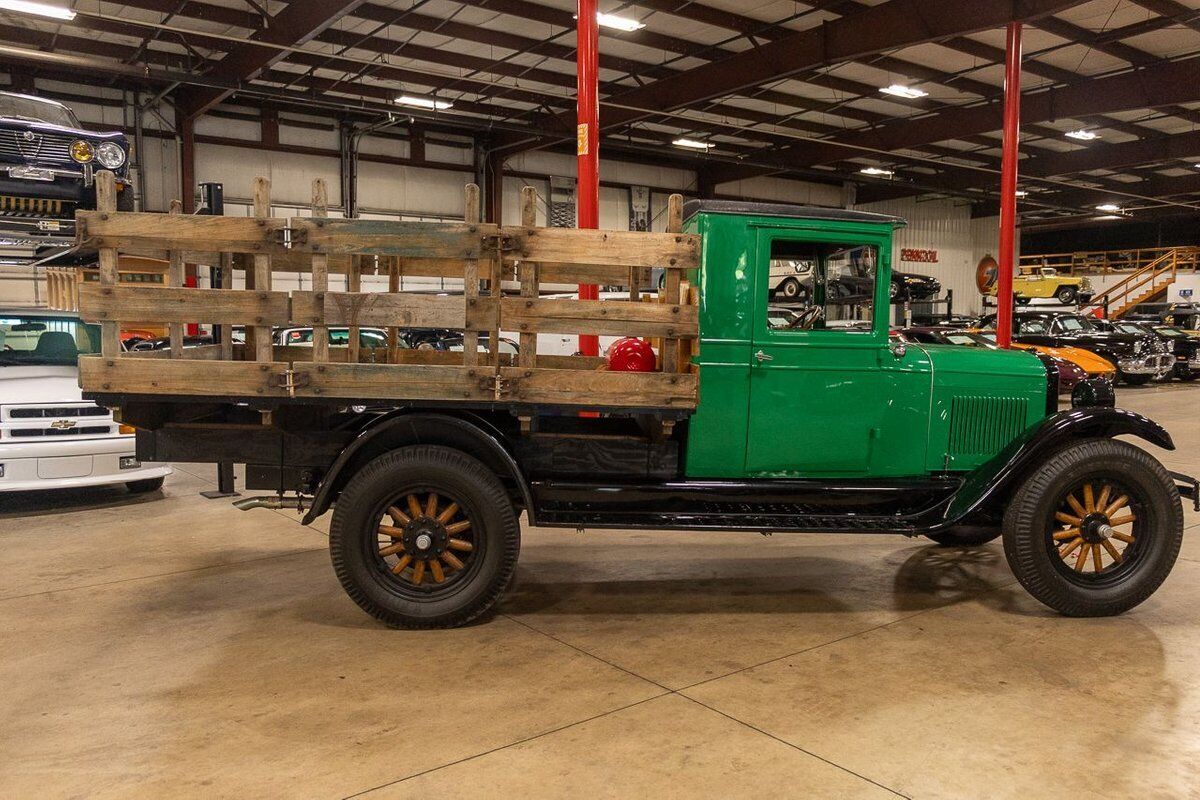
[126,476,164,493]
[925,525,1001,547]
[779,278,802,299]
[1055,285,1077,305]
[1002,438,1182,617]
[1121,372,1152,386]
[1181,370,1199,382]
[329,445,520,629]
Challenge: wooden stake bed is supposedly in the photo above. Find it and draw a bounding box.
[76,175,700,413]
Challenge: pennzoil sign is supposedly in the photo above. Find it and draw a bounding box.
[900,248,939,263]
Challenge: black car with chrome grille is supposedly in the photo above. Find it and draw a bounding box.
[0,92,133,227]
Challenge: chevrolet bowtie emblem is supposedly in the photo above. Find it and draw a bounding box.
[50,419,76,430]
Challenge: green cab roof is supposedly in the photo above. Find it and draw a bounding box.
[683,199,906,228]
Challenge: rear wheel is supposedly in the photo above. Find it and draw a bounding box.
[778,278,802,299]
[329,445,520,629]
[1002,439,1182,616]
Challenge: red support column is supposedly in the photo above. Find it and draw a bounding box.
[576,0,600,357]
[995,21,1022,349]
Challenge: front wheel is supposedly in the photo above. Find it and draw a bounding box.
[1121,372,1152,386]
[329,445,520,629]
[1002,439,1182,617]
[126,476,164,493]
[1055,285,1078,305]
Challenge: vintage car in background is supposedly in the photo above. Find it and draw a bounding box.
[1123,301,1200,330]
[0,92,134,222]
[983,267,1092,305]
[1093,319,1200,382]
[769,243,940,302]
[979,311,1172,385]
[972,330,1117,381]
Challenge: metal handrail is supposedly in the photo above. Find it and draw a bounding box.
[1081,250,1177,318]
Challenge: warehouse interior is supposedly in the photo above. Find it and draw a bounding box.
[3,1,1200,797]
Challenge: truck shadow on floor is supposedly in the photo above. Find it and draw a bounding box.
[500,545,1021,618]
[0,485,164,520]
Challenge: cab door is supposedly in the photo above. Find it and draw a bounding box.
[744,228,932,477]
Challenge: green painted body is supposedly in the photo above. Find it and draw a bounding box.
[683,208,1048,479]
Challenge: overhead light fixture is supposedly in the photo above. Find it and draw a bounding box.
[673,138,712,150]
[0,0,76,19]
[395,95,452,110]
[1015,190,1028,197]
[1095,215,1122,221]
[1096,203,1122,213]
[1065,129,1099,141]
[880,84,928,99]
[860,167,894,177]
[573,12,645,31]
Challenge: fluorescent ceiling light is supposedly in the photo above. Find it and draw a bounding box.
[880,84,928,99]
[1065,129,1099,141]
[673,138,712,150]
[0,0,76,19]
[395,95,452,110]
[1095,215,1122,221]
[1095,204,1123,213]
[574,12,645,31]
[1014,190,1028,197]
[860,167,894,177]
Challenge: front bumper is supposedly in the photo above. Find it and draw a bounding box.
[0,434,171,492]
[1171,471,1200,511]
[1117,353,1174,376]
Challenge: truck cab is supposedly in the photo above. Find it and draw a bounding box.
[683,200,1047,478]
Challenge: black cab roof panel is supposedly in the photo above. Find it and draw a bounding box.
[683,199,906,228]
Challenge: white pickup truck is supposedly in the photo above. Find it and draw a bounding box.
[0,309,170,493]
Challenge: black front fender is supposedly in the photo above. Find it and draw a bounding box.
[940,408,1175,526]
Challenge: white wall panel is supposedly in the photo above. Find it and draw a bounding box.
[194,144,341,208]
[279,123,339,150]
[356,163,470,218]
[718,175,842,207]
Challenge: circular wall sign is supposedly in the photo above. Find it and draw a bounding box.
[976,255,999,293]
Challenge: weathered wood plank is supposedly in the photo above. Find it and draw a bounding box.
[167,199,185,358]
[79,285,290,325]
[77,211,285,253]
[501,297,698,338]
[518,186,538,369]
[311,178,330,364]
[95,171,120,357]
[80,356,291,397]
[291,291,494,329]
[291,217,494,257]
[519,227,698,270]
[292,363,493,402]
[501,367,697,408]
[252,178,273,362]
[124,344,226,360]
[662,193,685,374]
[462,185,481,368]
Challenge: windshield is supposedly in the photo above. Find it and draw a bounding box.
[0,94,79,127]
[1056,317,1089,332]
[0,315,97,366]
[1113,322,1147,335]
[1156,327,1186,338]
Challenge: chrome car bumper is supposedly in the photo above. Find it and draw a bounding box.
[1117,354,1174,376]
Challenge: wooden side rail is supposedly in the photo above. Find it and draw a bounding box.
[76,172,701,412]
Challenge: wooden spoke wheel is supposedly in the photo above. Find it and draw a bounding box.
[1048,480,1142,584]
[373,490,478,593]
[1002,438,1183,617]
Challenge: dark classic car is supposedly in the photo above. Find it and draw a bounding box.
[769,241,940,303]
[1093,319,1200,381]
[894,325,1114,407]
[0,92,133,222]
[1123,301,1200,330]
[979,311,1172,385]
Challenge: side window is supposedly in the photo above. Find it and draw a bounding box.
[767,239,877,332]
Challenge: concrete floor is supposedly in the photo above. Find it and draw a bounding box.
[3,386,1200,799]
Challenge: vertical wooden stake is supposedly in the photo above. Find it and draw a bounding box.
[463,183,481,367]
[518,186,539,369]
[167,199,185,358]
[252,177,273,362]
[348,254,362,364]
[661,193,684,374]
[310,178,330,364]
[95,170,120,357]
[387,256,401,364]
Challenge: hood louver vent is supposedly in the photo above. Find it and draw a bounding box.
[948,396,1028,457]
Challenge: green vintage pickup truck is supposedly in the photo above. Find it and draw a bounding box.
[96,200,1196,629]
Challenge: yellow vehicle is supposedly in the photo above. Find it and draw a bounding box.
[974,331,1116,378]
[984,267,1093,305]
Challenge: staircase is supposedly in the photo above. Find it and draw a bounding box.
[1081,250,1178,319]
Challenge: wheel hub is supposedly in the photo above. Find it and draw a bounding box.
[1079,512,1111,544]
[403,518,448,557]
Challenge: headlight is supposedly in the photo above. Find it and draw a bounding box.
[69,139,94,163]
[95,141,126,169]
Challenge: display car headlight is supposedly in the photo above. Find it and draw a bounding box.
[69,139,94,163]
[95,141,126,169]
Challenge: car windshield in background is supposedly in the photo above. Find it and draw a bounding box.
[1157,327,1188,338]
[1057,317,1088,332]
[1114,323,1147,335]
[1017,319,1049,334]
[0,94,79,127]
[0,315,98,366]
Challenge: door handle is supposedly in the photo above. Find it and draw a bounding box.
[754,349,774,363]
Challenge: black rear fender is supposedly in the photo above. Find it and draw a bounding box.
[301,411,530,525]
[940,408,1176,528]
